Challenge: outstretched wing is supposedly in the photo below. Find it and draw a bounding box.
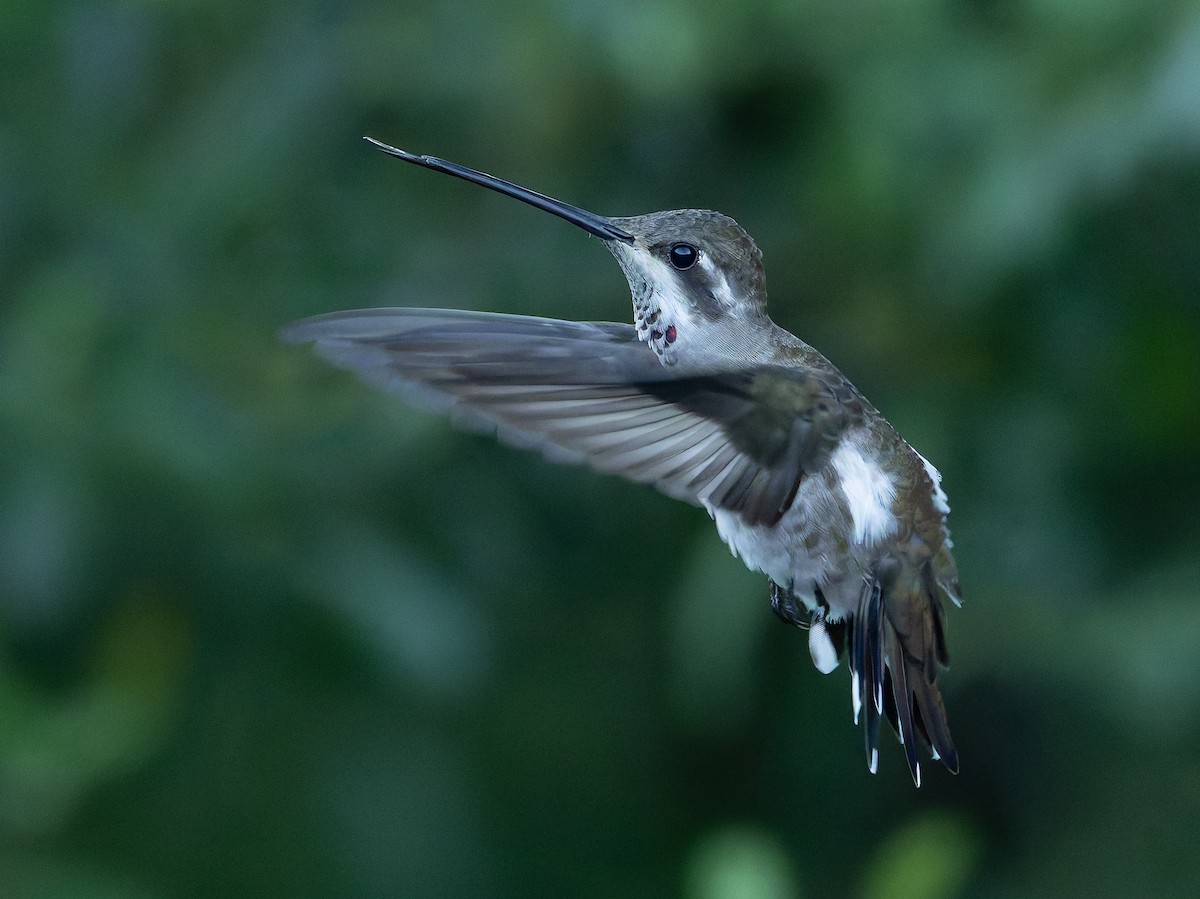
[282,308,853,526]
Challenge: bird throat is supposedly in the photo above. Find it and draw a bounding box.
[620,255,702,367]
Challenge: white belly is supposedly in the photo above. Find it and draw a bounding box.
[706,436,899,621]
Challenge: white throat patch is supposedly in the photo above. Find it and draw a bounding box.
[629,255,698,366]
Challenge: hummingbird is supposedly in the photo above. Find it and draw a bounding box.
[283,136,962,786]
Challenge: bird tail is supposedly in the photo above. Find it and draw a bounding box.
[848,545,959,786]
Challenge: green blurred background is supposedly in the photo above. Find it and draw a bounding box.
[3,1,1199,896]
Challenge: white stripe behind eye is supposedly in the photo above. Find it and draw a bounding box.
[698,253,738,309]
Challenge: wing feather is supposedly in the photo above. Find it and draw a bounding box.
[283,308,854,525]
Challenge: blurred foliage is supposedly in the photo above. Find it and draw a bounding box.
[2,0,1199,896]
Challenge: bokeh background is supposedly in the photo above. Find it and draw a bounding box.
[3,1,1199,896]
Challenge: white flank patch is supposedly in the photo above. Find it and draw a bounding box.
[831,441,898,545]
[808,621,840,674]
[916,450,951,516]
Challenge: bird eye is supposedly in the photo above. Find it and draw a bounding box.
[668,243,698,270]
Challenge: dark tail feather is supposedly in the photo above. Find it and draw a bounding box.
[847,548,958,784]
[849,578,885,773]
[887,625,923,786]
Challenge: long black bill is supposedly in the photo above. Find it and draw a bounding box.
[364,136,634,243]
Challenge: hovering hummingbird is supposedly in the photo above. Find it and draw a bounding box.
[284,136,962,785]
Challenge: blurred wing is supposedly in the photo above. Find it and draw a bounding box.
[282,308,852,526]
